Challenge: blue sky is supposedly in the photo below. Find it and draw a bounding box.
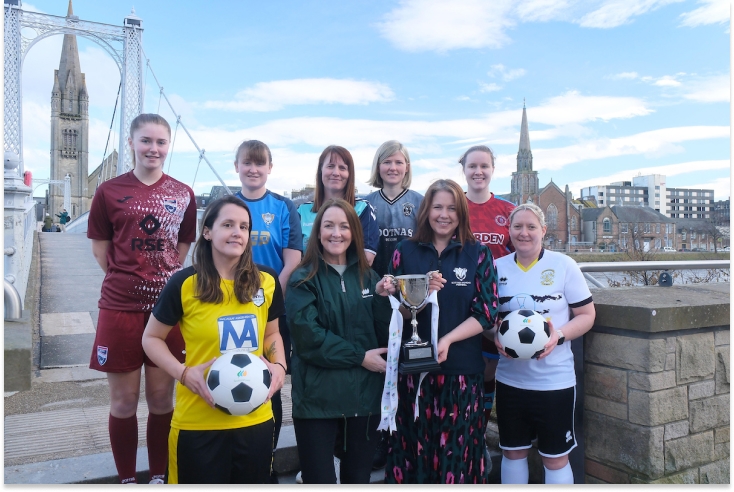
[21,0,730,200]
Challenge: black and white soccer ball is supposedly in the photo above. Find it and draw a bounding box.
[206,350,271,416]
[497,309,550,360]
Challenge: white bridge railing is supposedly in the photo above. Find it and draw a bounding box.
[579,260,730,288]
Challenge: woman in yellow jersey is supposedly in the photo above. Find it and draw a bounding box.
[143,195,287,484]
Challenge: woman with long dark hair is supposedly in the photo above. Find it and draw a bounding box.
[286,198,393,484]
[142,195,287,484]
[385,179,499,484]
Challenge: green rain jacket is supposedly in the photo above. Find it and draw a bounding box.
[286,251,392,420]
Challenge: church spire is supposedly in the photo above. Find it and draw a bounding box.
[57,1,83,113]
[66,0,73,17]
[519,101,531,153]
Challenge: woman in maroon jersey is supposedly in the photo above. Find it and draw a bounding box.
[460,145,516,435]
[87,114,197,484]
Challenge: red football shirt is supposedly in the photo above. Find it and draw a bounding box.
[88,171,197,312]
[467,193,516,261]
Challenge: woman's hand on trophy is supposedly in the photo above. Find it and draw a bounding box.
[377,275,397,296]
[427,271,446,294]
[362,348,388,373]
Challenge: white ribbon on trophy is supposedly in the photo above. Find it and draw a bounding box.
[378,290,439,432]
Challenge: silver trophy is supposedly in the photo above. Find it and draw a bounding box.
[394,274,442,374]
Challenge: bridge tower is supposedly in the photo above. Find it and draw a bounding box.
[49,1,89,220]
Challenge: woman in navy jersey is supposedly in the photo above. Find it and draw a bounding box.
[87,114,197,484]
[297,145,378,266]
[491,203,595,484]
[231,140,302,482]
[385,179,498,484]
[460,145,516,429]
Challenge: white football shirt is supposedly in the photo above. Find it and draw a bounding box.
[495,249,592,391]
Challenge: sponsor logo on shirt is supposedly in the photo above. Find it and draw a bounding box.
[474,232,505,245]
[362,288,373,298]
[565,431,572,443]
[495,215,508,227]
[163,197,178,214]
[117,196,133,203]
[218,314,259,352]
[379,228,414,240]
[250,231,271,246]
[139,214,161,235]
[402,202,415,217]
[262,213,275,226]
[252,288,265,307]
[540,269,555,286]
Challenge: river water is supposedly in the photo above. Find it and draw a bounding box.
[585,269,729,288]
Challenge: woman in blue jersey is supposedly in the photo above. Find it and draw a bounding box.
[364,140,423,469]
[297,145,378,266]
[232,139,302,483]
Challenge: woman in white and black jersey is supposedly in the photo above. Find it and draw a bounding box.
[490,203,596,485]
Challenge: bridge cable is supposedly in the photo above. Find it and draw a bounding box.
[96,82,122,191]
[166,115,181,175]
[141,49,232,195]
[191,150,205,190]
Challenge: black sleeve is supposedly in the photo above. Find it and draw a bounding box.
[259,264,285,322]
[151,266,195,326]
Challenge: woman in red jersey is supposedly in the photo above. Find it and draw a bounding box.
[460,145,516,430]
[87,114,197,484]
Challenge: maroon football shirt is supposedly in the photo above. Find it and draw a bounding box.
[467,193,516,261]
[88,171,197,312]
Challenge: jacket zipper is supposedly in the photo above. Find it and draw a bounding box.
[340,275,346,293]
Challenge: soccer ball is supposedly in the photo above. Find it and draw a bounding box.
[497,309,550,360]
[206,350,271,416]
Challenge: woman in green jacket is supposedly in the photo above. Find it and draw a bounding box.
[286,199,393,484]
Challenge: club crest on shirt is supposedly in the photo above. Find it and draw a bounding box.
[97,345,108,365]
[252,288,265,307]
[262,213,275,226]
[495,215,508,227]
[402,202,415,217]
[163,197,178,214]
[454,267,467,281]
[541,269,555,286]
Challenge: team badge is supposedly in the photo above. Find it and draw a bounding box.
[252,288,265,307]
[495,215,508,227]
[163,197,178,214]
[454,267,467,281]
[403,202,414,217]
[540,269,555,285]
[262,213,275,226]
[97,346,108,366]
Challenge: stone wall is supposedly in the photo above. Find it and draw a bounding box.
[584,283,729,484]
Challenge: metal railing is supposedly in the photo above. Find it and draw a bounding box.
[4,279,22,320]
[579,260,730,288]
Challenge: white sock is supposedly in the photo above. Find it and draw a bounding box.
[544,462,574,484]
[501,456,529,484]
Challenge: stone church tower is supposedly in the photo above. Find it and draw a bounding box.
[50,1,89,220]
[509,101,539,205]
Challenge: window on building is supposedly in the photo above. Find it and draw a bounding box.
[571,216,577,230]
[621,223,628,233]
[682,231,687,240]
[635,240,640,249]
[656,224,660,234]
[546,204,558,230]
[691,231,696,239]
[655,238,661,249]
[634,224,638,233]
[644,223,650,233]
[603,218,611,233]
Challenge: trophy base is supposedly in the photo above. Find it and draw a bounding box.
[399,359,442,375]
[399,343,442,374]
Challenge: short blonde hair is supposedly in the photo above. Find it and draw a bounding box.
[509,203,546,228]
[368,140,412,189]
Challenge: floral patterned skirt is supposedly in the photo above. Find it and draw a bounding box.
[385,372,487,484]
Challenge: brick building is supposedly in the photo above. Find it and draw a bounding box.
[581,206,674,252]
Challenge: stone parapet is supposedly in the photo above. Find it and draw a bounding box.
[584,283,729,484]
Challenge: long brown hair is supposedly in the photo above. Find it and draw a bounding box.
[412,179,476,247]
[311,146,356,212]
[297,199,370,288]
[192,195,261,304]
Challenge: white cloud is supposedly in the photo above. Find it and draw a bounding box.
[479,82,503,93]
[514,0,580,22]
[683,177,731,200]
[376,0,515,52]
[683,74,730,102]
[490,64,527,82]
[578,0,685,28]
[203,79,394,112]
[612,72,639,79]
[566,159,731,192]
[653,75,682,87]
[679,0,731,27]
